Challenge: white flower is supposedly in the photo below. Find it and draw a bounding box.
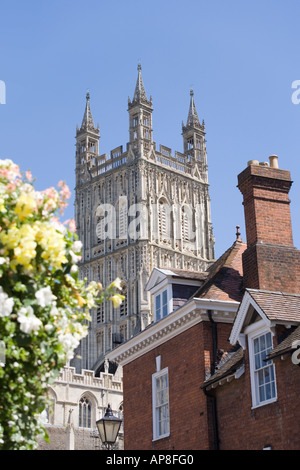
[72,240,82,253]
[69,250,80,264]
[50,303,59,317]
[0,286,14,317]
[58,332,80,361]
[86,292,95,309]
[0,257,7,265]
[17,306,42,334]
[35,286,56,308]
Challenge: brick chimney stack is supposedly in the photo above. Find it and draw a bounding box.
[238,156,300,292]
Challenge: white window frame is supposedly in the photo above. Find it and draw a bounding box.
[247,320,277,409]
[152,367,170,441]
[153,285,172,322]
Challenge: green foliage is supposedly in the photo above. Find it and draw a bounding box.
[0,160,124,449]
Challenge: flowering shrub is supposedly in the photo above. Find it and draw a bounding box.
[0,159,124,450]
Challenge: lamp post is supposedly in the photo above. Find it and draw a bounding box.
[96,404,122,450]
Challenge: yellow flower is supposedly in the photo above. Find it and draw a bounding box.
[14,191,37,221]
[75,294,86,307]
[0,223,37,271]
[109,294,125,308]
[35,222,67,269]
[109,277,122,291]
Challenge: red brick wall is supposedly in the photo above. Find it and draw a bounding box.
[238,164,293,247]
[122,321,232,450]
[242,243,300,292]
[211,333,300,450]
[237,163,300,292]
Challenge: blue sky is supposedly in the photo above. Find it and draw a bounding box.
[1,0,300,258]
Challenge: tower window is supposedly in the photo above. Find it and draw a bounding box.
[132,116,138,128]
[182,206,191,241]
[120,286,127,316]
[97,304,104,323]
[97,330,104,355]
[187,138,194,150]
[158,200,169,237]
[89,141,96,153]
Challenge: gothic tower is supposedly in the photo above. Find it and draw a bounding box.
[73,65,215,374]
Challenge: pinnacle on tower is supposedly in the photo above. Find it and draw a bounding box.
[80,91,96,130]
[186,89,201,128]
[132,63,148,102]
[128,63,152,109]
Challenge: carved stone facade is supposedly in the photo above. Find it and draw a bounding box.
[37,365,123,450]
[72,65,215,374]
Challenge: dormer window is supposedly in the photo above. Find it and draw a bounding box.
[153,284,173,323]
[155,289,168,321]
[147,268,204,324]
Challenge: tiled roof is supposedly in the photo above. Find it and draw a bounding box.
[247,289,300,323]
[268,325,300,359]
[193,240,247,302]
[167,268,208,281]
[202,346,244,388]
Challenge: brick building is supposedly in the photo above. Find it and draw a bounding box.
[107,155,300,450]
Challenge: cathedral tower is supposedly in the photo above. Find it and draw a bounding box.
[73,65,215,374]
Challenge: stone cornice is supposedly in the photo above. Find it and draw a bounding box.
[106,298,239,366]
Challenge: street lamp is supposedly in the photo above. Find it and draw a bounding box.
[96,404,122,449]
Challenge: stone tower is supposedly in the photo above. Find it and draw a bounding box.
[73,65,215,374]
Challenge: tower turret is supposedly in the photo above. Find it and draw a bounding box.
[182,89,207,181]
[128,63,153,157]
[75,92,100,186]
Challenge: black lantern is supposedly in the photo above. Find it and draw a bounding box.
[96,404,122,449]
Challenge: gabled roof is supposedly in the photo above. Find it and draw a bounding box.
[229,288,300,346]
[145,266,207,292]
[247,290,300,323]
[193,239,247,303]
[164,267,208,281]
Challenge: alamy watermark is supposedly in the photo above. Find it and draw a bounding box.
[95,199,203,243]
[291,340,300,365]
[291,80,300,104]
[0,80,6,104]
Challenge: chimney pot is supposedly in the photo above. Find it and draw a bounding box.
[247,160,259,166]
[269,155,279,169]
